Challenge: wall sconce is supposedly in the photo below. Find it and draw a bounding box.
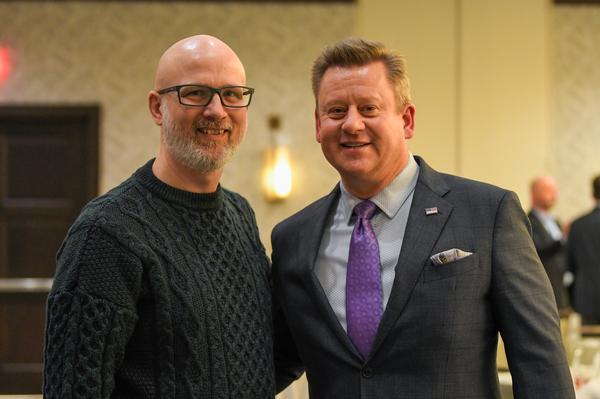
[262,115,292,201]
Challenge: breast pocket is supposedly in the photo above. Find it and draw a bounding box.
[423,253,479,282]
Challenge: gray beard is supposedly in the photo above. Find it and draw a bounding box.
[161,108,237,173]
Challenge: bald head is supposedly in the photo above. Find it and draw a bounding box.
[154,35,245,90]
[148,34,250,190]
[531,176,558,211]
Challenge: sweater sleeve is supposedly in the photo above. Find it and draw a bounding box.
[43,225,141,399]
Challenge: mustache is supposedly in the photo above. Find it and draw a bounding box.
[195,120,232,131]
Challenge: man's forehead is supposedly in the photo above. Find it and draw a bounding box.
[155,36,245,89]
[318,63,390,98]
[324,63,382,79]
[158,54,245,88]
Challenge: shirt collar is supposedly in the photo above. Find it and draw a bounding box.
[532,207,553,222]
[339,154,420,224]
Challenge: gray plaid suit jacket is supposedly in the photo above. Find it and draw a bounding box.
[272,156,575,399]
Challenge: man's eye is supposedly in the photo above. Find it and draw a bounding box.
[184,89,209,98]
[361,105,378,114]
[328,107,346,116]
[222,89,242,99]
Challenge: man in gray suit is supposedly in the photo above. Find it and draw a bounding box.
[568,175,600,325]
[272,37,574,398]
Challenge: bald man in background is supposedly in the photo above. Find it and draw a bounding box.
[43,35,275,398]
[528,176,570,312]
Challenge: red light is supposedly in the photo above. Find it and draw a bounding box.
[0,46,12,84]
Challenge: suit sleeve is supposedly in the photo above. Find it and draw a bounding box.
[491,192,575,399]
[271,227,306,393]
[43,226,140,399]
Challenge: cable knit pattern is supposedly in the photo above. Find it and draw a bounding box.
[43,159,275,399]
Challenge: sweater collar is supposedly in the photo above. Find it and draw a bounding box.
[134,159,223,210]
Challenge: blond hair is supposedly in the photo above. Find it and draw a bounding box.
[312,37,411,107]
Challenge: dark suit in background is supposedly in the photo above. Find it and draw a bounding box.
[567,175,600,324]
[568,207,600,324]
[528,210,570,310]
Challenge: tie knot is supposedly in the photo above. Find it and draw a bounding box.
[354,200,377,220]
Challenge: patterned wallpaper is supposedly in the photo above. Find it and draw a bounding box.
[552,5,600,221]
[4,3,598,235]
[0,2,354,250]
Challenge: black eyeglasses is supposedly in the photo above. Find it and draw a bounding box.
[157,84,254,108]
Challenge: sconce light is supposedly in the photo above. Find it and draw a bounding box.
[262,115,292,201]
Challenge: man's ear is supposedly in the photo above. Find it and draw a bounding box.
[315,108,322,143]
[402,104,416,139]
[148,91,163,126]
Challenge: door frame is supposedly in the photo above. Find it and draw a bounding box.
[0,104,99,394]
[0,105,99,201]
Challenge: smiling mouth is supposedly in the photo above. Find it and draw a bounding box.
[197,127,230,135]
[341,143,369,148]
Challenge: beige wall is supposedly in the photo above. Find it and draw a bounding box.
[356,0,459,175]
[357,0,550,209]
[460,0,549,201]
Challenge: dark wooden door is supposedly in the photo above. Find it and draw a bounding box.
[0,106,98,393]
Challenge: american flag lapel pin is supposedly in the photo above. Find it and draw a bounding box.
[425,207,438,216]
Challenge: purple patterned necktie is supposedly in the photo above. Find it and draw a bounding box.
[346,200,383,359]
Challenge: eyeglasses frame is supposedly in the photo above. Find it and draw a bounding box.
[156,84,255,108]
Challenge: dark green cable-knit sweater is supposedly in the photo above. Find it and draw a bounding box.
[43,159,275,399]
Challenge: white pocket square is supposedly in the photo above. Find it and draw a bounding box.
[430,248,473,265]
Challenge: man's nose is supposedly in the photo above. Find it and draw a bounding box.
[202,92,227,119]
[341,108,365,134]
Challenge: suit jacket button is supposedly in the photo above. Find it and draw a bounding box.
[361,367,373,378]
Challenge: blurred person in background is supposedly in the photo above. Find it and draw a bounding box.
[528,175,571,312]
[568,175,600,325]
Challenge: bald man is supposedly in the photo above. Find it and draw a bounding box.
[44,35,275,398]
[528,176,570,312]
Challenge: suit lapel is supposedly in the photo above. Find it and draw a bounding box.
[296,186,362,356]
[529,211,552,242]
[296,186,339,271]
[370,158,453,358]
